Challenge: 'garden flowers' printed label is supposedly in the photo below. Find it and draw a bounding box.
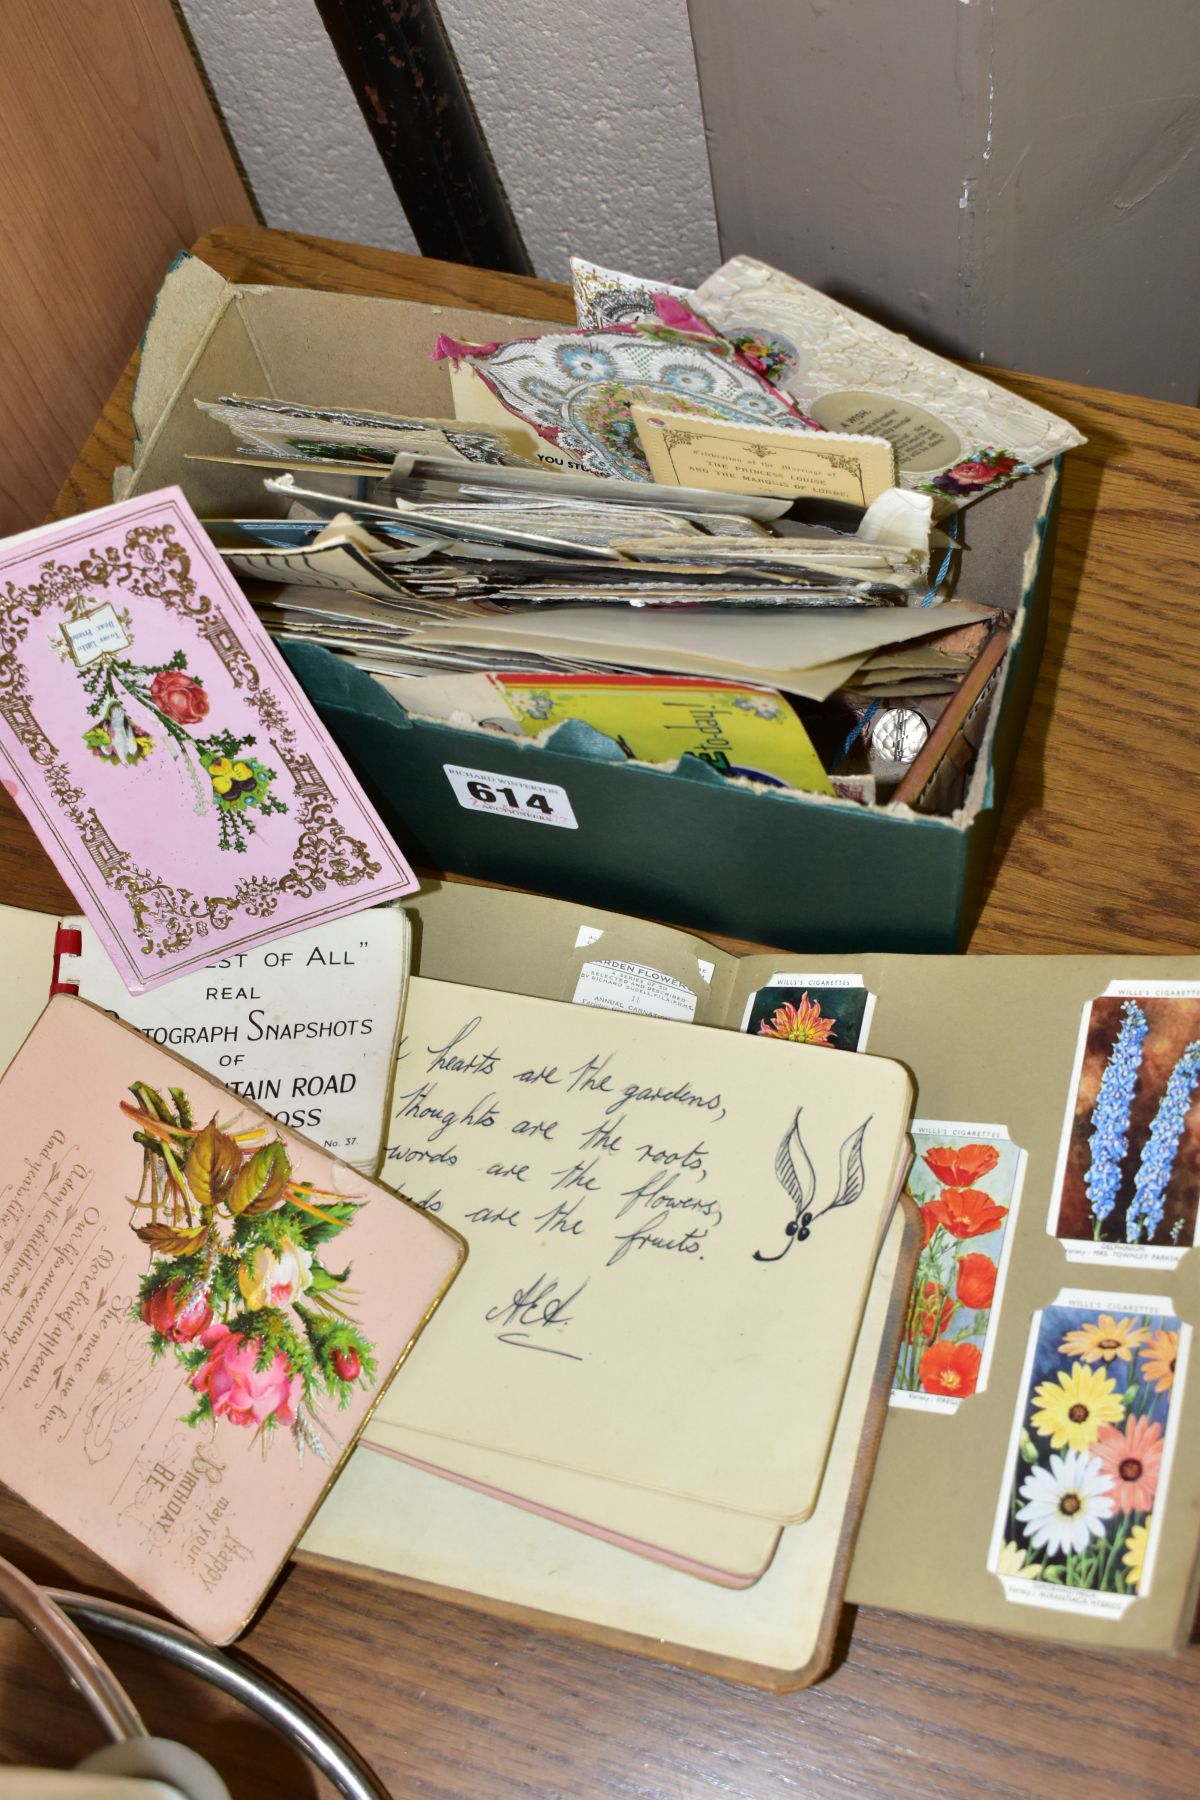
[987,1290,1189,1619]
[889,1121,1025,1413]
[1049,984,1200,1268]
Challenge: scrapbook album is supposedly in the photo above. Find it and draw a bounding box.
[311,884,1200,1661]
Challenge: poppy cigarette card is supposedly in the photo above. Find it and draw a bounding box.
[0,994,465,1641]
[0,488,418,993]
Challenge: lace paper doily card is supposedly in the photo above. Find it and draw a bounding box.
[571,256,691,330]
[694,257,1085,511]
[442,324,814,481]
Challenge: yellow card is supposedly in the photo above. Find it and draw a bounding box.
[489,672,834,796]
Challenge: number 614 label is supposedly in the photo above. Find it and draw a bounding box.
[443,763,578,829]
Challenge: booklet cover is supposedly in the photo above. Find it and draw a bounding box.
[0,995,465,1642]
[0,489,418,993]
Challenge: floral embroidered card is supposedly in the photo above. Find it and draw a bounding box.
[0,490,418,993]
[0,995,465,1641]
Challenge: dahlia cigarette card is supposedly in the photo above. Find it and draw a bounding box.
[1048,982,1200,1269]
[738,973,875,1053]
[0,489,418,994]
[0,995,464,1641]
[986,1289,1189,1620]
[889,1120,1025,1414]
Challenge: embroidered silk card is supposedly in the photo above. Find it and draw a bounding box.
[0,491,418,991]
[0,995,465,1641]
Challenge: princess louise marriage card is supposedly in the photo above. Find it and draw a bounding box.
[0,490,417,993]
[0,996,465,1641]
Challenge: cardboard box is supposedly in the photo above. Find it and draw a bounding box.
[117,254,1061,952]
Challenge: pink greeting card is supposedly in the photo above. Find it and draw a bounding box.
[0,489,417,992]
[0,996,465,1641]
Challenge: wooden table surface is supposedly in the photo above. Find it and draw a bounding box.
[2,225,1199,1798]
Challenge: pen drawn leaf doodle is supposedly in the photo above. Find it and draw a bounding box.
[754,1109,873,1262]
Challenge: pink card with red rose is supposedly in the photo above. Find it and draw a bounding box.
[0,489,418,994]
[0,994,465,1642]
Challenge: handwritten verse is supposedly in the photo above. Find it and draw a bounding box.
[0,1126,253,1594]
[388,1005,731,1363]
[375,978,900,1516]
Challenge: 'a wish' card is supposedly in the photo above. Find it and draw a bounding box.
[0,996,464,1641]
[0,490,418,992]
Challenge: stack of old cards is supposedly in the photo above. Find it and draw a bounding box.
[303,974,920,1687]
[202,451,934,609]
[176,253,1083,808]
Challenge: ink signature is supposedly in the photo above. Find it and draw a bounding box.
[484,1272,586,1360]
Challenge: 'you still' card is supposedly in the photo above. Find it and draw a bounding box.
[0,489,418,992]
[0,997,465,1641]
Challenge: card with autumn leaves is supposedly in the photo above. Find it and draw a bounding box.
[890,1122,1026,1412]
[987,1291,1189,1617]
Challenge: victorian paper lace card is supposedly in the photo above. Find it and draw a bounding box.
[693,257,1084,512]
[438,320,815,481]
[0,490,418,992]
[0,995,464,1641]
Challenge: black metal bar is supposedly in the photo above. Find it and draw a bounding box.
[313,0,534,275]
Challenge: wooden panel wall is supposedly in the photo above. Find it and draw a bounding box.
[0,0,255,534]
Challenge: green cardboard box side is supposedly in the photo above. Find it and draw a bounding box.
[117,254,1061,953]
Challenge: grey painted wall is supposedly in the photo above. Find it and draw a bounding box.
[179,0,420,254]
[689,0,1200,401]
[438,0,719,283]
[178,0,718,285]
